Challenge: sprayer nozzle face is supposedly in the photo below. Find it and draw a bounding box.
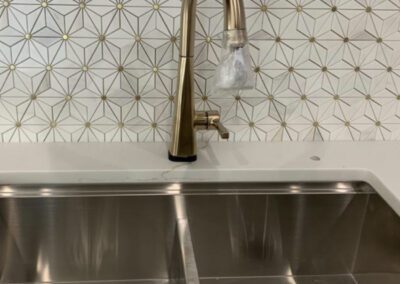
[213,30,255,91]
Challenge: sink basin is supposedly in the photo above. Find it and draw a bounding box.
[0,182,398,283]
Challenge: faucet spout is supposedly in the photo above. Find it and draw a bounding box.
[224,0,247,32]
[169,0,249,162]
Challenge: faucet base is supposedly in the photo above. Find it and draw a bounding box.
[168,152,197,163]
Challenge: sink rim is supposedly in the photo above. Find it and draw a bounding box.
[0,181,375,198]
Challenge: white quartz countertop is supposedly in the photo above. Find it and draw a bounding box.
[0,142,399,215]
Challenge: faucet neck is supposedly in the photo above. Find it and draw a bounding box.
[179,0,197,58]
[179,0,247,57]
[224,0,247,31]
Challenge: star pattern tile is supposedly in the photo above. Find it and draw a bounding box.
[0,0,400,142]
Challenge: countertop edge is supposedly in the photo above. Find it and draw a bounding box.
[0,142,398,215]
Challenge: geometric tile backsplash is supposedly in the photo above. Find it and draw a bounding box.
[1,0,400,143]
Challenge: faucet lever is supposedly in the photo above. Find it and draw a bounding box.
[195,111,230,140]
[213,121,230,139]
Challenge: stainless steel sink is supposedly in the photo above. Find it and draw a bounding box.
[0,182,398,284]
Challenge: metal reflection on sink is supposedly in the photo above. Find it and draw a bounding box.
[0,182,398,284]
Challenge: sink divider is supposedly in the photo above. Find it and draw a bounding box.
[171,196,200,284]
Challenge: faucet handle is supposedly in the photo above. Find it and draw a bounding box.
[212,121,230,139]
[195,111,230,140]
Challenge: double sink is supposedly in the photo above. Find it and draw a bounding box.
[0,182,399,283]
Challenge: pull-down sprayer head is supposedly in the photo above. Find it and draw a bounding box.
[213,30,255,91]
[213,0,255,91]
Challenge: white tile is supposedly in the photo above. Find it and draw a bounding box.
[0,0,399,142]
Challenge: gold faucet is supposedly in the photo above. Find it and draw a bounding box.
[169,0,249,162]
